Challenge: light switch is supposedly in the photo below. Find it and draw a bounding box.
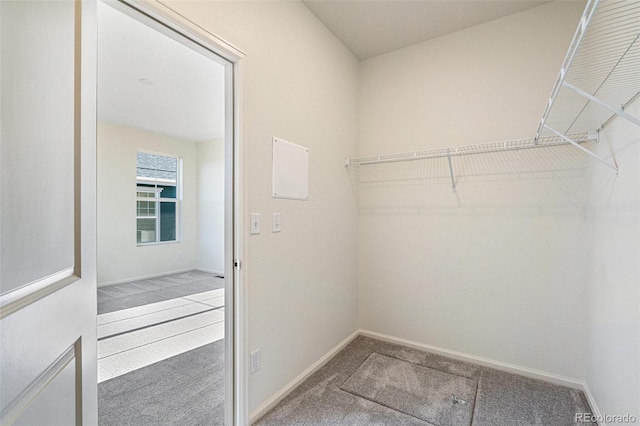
[273,213,281,233]
[250,213,260,235]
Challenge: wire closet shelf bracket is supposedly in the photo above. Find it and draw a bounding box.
[534,0,640,172]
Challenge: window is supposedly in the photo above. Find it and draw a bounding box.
[136,152,180,244]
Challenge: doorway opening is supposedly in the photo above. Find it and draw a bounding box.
[95,1,238,424]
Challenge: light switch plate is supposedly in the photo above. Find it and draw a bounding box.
[250,349,261,374]
[250,213,260,235]
[272,213,281,233]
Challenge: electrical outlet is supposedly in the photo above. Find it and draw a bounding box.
[272,213,281,233]
[250,349,261,374]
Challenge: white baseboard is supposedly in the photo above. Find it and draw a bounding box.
[97,268,196,287]
[582,382,604,426]
[194,267,225,276]
[249,330,360,424]
[358,329,585,390]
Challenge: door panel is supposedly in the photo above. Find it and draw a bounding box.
[13,359,77,426]
[0,0,97,424]
[0,0,76,293]
[2,300,81,425]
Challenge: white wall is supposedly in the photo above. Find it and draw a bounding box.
[585,99,639,418]
[164,1,360,414]
[196,139,225,274]
[97,121,198,285]
[358,1,590,381]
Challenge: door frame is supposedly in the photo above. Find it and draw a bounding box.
[99,1,248,424]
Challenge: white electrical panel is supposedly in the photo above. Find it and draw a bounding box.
[272,137,309,201]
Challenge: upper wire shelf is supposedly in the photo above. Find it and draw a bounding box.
[346,0,637,178]
[535,0,639,170]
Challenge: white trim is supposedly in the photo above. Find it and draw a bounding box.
[138,0,245,61]
[359,329,584,390]
[135,240,181,247]
[582,382,605,426]
[0,268,77,319]
[231,58,248,426]
[194,267,225,276]
[136,186,165,195]
[97,268,195,287]
[0,268,74,307]
[136,177,176,186]
[249,330,360,424]
[79,0,99,419]
[104,0,244,64]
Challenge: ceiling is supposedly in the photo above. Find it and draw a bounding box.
[97,1,549,141]
[302,0,550,60]
[97,2,226,142]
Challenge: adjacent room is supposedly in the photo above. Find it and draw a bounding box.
[95,3,228,424]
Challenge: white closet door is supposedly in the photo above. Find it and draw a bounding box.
[0,0,98,424]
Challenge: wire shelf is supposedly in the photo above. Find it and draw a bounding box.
[347,0,637,175]
[345,133,590,166]
[537,0,640,139]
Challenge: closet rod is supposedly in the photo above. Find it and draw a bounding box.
[344,133,592,167]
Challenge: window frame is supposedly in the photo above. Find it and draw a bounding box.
[135,151,182,246]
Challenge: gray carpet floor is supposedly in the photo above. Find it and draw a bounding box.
[97,270,226,425]
[340,352,477,425]
[98,339,225,426]
[97,273,593,426]
[255,336,595,426]
[97,270,224,314]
